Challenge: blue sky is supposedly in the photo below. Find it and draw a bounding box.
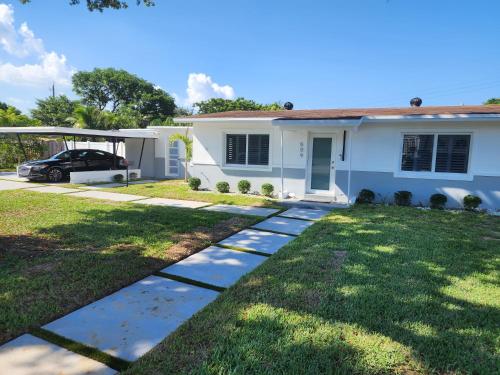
[1,0,499,113]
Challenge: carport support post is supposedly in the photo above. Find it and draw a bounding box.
[112,138,117,169]
[280,128,284,199]
[62,136,69,150]
[16,134,27,161]
[347,130,353,205]
[138,138,145,168]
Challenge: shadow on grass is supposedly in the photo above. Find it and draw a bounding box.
[127,206,500,374]
[0,204,253,345]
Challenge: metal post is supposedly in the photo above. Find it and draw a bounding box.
[16,134,28,161]
[347,130,353,205]
[126,164,129,187]
[280,128,284,199]
[73,136,76,149]
[112,138,117,169]
[63,136,69,150]
[138,138,146,168]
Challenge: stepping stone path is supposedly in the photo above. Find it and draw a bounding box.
[67,190,148,202]
[252,216,314,235]
[0,334,115,375]
[26,186,81,194]
[44,276,218,362]
[202,204,279,217]
[0,186,330,374]
[161,246,267,288]
[134,197,210,209]
[218,229,294,254]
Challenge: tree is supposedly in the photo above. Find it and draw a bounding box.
[0,107,39,127]
[169,131,192,182]
[194,97,282,114]
[484,98,500,105]
[67,105,104,129]
[31,95,78,127]
[19,0,155,12]
[72,68,175,123]
[0,101,21,115]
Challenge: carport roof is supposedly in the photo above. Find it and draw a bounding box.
[0,127,159,139]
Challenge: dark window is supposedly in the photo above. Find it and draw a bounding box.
[435,135,470,173]
[401,135,434,171]
[248,134,270,165]
[226,134,246,164]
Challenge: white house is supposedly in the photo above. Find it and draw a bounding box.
[171,104,500,210]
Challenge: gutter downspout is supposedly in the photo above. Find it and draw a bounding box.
[347,118,363,205]
[280,127,284,199]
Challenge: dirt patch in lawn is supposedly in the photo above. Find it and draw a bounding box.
[0,235,61,259]
[167,216,253,262]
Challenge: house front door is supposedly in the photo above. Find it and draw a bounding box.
[308,135,336,195]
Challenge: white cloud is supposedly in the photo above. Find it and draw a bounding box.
[185,73,235,105]
[0,3,74,88]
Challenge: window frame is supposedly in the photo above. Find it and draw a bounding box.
[395,131,473,181]
[222,130,272,171]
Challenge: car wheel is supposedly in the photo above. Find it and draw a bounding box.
[47,168,63,182]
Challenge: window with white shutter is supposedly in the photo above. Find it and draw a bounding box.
[225,133,270,166]
[435,135,470,173]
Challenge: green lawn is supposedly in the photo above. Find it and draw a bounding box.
[126,205,500,375]
[100,179,279,207]
[0,190,254,345]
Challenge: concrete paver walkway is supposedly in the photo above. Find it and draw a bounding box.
[161,246,267,288]
[67,190,148,202]
[0,334,115,375]
[44,276,219,362]
[202,204,279,217]
[218,229,294,254]
[134,197,210,209]
[0,179,35,191]
[279,207,330,221]
[27,186,81,194]
[252,216,314,235]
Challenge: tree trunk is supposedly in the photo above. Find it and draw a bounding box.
[184,157,188,182]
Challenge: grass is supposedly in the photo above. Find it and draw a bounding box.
[0,190,255,345]
[125,205,500,375]
[99,179,279,207]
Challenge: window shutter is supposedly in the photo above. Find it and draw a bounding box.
[226,134,246,164]
[401,135,434,171]
[435,135,470,173]
[248,134,270,165]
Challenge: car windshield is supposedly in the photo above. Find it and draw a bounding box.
[50,151,70,160]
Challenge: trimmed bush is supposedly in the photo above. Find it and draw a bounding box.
[237,180,251,194]
[356,189,375,204]
[216,181,230,194]
[394,191,412,206]
[430,193,447,209]
[128,172,138,179]
[261,183,274,197]
[112,174,124,183]
[463,194,482,211]
[188,177,201,191]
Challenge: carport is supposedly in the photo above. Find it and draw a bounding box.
[0,126,159,182]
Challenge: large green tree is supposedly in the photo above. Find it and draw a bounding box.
[19,0,154,12]
[0,107,38,127]
[31,95,78,127]
[72,68,175,122]
[194,97,282,114]
[484,98,500,105]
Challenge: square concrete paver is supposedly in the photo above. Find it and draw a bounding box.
[43,276,219,361]
[252,216,314,235]
[0,179,35,191]
[67,190,147,202]
[279,207,330,221]
[134,197,209,209]
[27,186,81,194]
[0,334,115,375]
[218,229,294,254]
[202,204,279,217]
[161,246,267,288]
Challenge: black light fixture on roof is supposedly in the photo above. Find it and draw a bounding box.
[283,102,294,110]
[410,97,423,107]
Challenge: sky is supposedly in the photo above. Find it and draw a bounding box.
[0,0,499,113]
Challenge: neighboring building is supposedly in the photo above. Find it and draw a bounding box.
[172,105,500,210]
[124,126,191,180]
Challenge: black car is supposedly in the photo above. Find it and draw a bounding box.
[17,149,128,182]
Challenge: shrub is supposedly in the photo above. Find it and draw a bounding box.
[430,193,447,209]
[355,189,375,204]
[394,191,412,206]
[237,180,251,194]
[188,177,201,191]
[216,181,230,193]
[112,174,124,183]
[463,194,482,210]
[128,172,138,179]
[261,183,274,197]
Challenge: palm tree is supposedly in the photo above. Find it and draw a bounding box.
[67,105,103,129]
[169,129,192,182]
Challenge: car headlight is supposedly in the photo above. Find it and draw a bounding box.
[31,164,48,172]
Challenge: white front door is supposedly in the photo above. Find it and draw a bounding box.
[307,134,336,195]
